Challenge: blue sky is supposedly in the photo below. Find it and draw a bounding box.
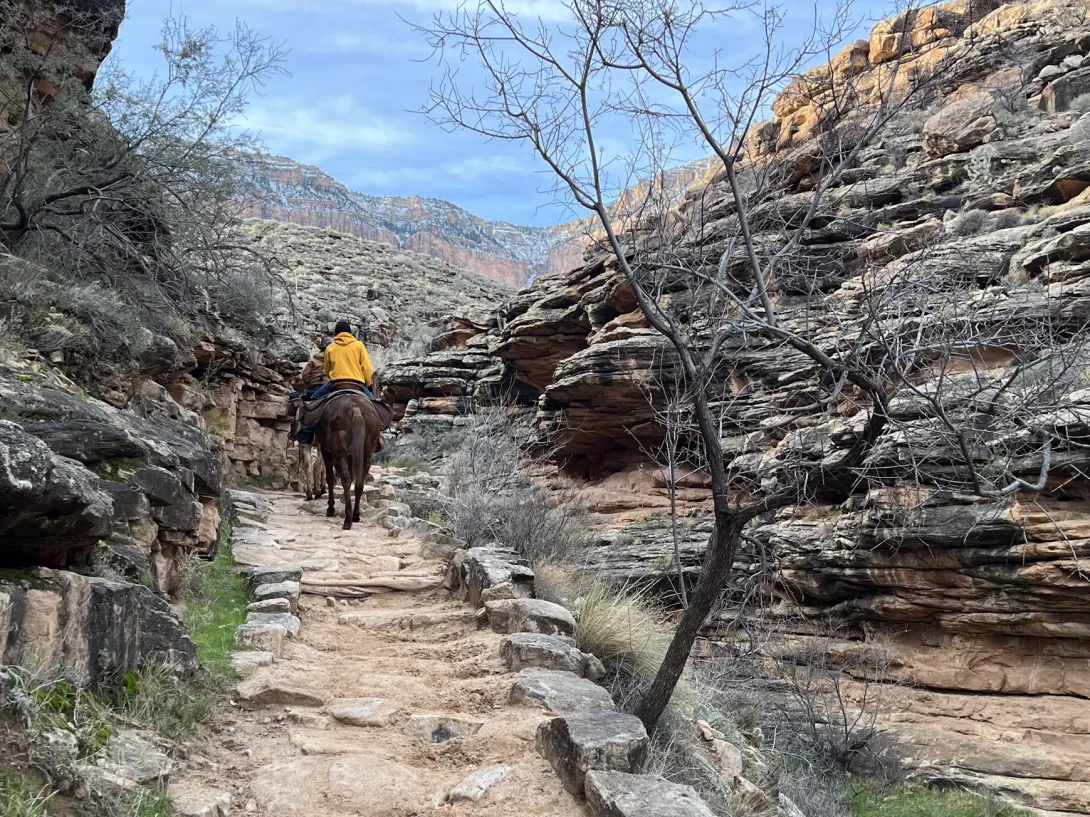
[107,0,887,227]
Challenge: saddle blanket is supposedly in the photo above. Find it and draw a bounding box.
[296,391,393,431]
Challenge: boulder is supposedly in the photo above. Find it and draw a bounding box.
[0,422,113,567]
[500,633,606,680]
[536,712,649,794]
[246,612,301,638]
[1042,66,1090,113]
[510,668,616,714]
[584,771,715,817]
[922,91,997,158]
[485,598,576,636]
[253,580,301,610]
[241,564,303,588]
[231,651,274,679]
[247,598,292,614]
[460,546,535,606]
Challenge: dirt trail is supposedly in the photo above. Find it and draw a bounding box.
[170,488,584,817]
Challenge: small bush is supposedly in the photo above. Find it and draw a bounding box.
[948,209,988,237]
[991,210,1021,231]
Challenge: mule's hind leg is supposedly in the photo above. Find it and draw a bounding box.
[337,455,354,530]
[322,448,336,517]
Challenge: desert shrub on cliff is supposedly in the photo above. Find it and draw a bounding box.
[442,410,591,563]
[0,3,287,382]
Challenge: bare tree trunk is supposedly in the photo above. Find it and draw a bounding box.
[637,510,740,727]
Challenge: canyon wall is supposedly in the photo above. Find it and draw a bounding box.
[382,1,1090,812]
[240,155,568,288]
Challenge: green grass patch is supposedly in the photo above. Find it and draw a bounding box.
[0,768,55,817]
[184,511,251,681]
[851,783,1031,817]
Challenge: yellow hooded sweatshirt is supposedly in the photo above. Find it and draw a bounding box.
[324,332,374,386]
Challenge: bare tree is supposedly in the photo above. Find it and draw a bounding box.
[420,0,1078,730]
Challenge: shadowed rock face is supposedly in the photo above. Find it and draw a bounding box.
[0,568,195,683]
[382,0,1090,809]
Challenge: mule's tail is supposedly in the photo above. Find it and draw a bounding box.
[349,406,371,487]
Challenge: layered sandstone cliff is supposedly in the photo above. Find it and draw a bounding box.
[381,0,1090,811]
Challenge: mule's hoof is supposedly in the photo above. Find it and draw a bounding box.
[342,520,353,531]
[326,507,335,518]
[352,513,361,523]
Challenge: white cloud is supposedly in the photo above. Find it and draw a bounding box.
[238,99,421,157]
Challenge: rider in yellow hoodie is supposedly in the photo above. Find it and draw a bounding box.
[312,320,374,399]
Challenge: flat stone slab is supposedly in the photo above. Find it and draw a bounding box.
[326,698,400,727]
[254,580,301,603]
[485,598,576,637]
[241,564,302,588]
[536,712,648,794]
[246,612,301,638]
[234,623,286,657]
[403,713,486,743]
[237,678,331,707]
[231,651,275,679]
[585,770,715,817]
[447,765,511,803]
[248,598,292,614]
[501,633,605,680]
[510,668,616,714]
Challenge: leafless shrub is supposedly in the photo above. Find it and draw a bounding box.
[949,208,988,236]
[442,410,591,564]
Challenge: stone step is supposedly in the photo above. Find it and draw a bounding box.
[584,770,715,817]
[510,668,616,714]
[536,712,649,795]
[501,633,605,680]
[339,609,477,631]
[325,697,400,727]
[237,678,331,707]
[484,598,576,637]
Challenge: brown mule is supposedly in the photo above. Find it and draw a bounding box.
[313,390,383,530]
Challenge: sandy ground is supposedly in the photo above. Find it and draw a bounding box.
[169,489,585,817]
